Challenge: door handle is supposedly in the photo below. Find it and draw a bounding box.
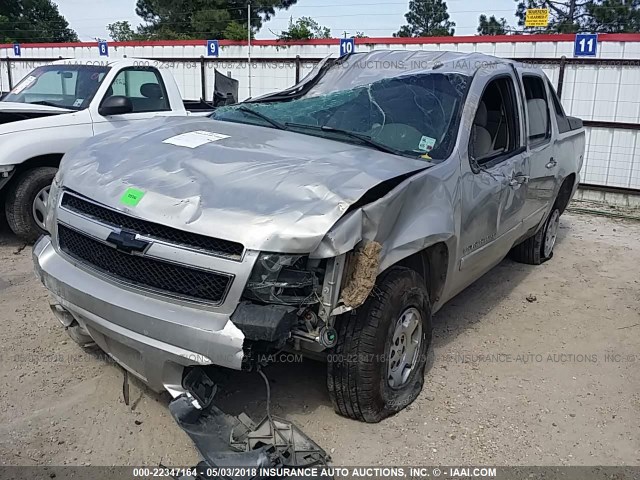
[546,158,557,169]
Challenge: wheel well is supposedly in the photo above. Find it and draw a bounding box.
[395,242,449,304]
[15,154,63,174]
[555,173,576,214]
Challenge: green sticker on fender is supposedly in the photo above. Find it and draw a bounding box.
[120,187,146,206]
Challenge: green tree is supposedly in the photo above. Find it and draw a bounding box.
[107,21,148,41]
[585,0,640,32]
[477,14,510,34]
[395,0,455,37]
[0,0,78,42]
[515,0,640,33]
[134,0,298,40]
[277,16,331,41]
[515,0,587,32]
[223,21,253,41]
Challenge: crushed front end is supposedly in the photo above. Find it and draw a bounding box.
[33,184,348,395]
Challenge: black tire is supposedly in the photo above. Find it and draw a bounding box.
[510,204,561,265]
[5,167,57,242]
[327,267,432,423]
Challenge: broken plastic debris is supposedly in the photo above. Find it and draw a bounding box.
[170,368,331,479]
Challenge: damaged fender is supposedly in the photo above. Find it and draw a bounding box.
[312,167,458,309]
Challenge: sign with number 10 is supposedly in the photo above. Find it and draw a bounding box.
[340,38,355,57]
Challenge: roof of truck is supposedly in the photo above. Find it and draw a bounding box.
[291,50,532,99]
[340,50,526,75]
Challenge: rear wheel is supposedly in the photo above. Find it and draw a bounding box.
[510,204,561,265]
[327,267,432,423]
[5,167,57,242]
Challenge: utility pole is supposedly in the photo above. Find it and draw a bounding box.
[247,1,252,98]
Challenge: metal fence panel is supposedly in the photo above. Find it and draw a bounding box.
[2,35,640,191]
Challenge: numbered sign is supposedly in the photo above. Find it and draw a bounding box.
[574,34,597,57]
[340,38,355,57]
[207,40,219,57]
[13,44,21,56]
[98,41,109,57]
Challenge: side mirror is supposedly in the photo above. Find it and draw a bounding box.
[99,95,133,116]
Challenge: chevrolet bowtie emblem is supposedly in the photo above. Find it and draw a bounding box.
[106,230,149,254]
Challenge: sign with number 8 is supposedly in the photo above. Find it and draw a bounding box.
[98,41,109,57]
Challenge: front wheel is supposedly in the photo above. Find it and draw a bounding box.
[5,167,57,242]
[327,267,432,423]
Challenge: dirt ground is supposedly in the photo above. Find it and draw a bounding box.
[0,212,638,467]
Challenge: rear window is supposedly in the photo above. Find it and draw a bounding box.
[547,80,571,134]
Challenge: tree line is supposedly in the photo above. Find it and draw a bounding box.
[0,0,638,44]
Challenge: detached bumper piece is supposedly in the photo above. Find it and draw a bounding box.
[169,369,331,480]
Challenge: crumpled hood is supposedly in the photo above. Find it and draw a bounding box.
[59,116,429,253]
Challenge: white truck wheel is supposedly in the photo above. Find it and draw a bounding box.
[5,167,57,242]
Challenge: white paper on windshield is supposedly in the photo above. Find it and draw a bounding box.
[11,75,37,95]
[163,131,230,148]
[418,135,436,152]
[73,98,84,107]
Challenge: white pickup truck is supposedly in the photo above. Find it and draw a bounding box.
[0,58,217,240]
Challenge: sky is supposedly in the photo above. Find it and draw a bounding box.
[52,0,520,42]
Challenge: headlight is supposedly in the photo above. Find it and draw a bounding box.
[45,173,63,234]
[243,253,321,306]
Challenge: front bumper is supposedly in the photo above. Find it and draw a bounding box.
[33,235,246,394]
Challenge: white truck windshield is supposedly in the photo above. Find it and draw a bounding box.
[3,65,110,110]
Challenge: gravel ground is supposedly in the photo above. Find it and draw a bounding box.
[0,212,638,467]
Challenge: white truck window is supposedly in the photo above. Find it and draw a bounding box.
[105,68,170,113]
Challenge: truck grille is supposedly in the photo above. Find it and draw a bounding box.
[61,192,243,260]
[58,225,232,304]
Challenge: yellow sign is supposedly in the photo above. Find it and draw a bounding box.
[525,8,549,27]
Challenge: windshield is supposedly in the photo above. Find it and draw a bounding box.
[212,71,470,161]
[3,65,110,110]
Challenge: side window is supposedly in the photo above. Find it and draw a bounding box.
[547,80,571,134]
[523,75,550,144]
[103,68,170,113]
[470,76,520,166]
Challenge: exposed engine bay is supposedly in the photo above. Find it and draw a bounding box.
[236,241,382,368]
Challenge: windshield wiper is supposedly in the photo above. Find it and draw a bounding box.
[236,105,287,130]
[285,122,414,158]
[29,100,66,108]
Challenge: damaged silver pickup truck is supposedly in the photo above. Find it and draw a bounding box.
[33,51,585,423]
